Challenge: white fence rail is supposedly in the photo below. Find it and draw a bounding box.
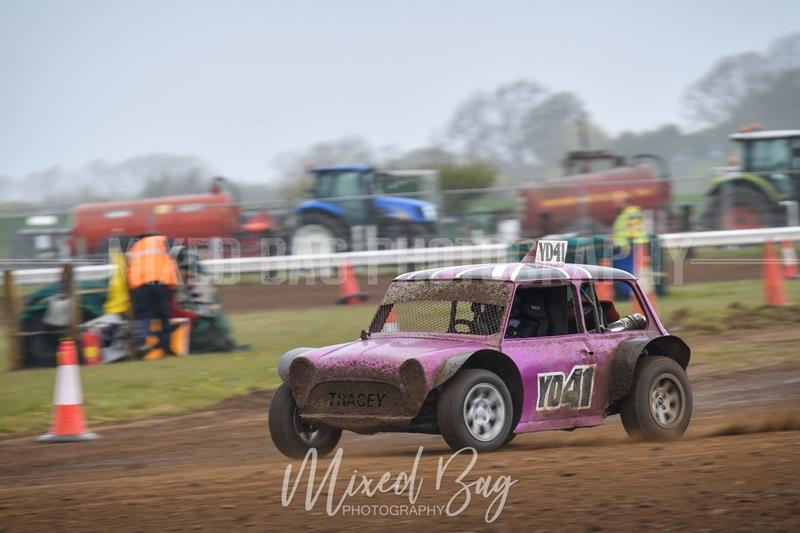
[659,226,800,249]
[5,227,800,286]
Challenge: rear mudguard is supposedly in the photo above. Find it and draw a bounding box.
[608,335,691,404]
[293,200,345,218]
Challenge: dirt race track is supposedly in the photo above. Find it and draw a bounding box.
[2,361,799,532]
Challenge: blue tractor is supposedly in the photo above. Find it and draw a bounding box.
[290,166,439,254]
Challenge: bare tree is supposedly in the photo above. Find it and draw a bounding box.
[683,32,800,128]
[384,147,455,169]
[445,80,585,170]
[270,136,375,202]
[683,52,764,127]
[734,68,800,129]
[272,136,374,179]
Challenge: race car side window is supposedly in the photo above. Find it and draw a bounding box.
[587,280,651,332]
[505,284,581,338]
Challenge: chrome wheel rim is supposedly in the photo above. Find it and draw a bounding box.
[463,383,506,442]
[292,407,321,445]
[649,373,685,429]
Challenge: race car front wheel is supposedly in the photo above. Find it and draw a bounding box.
[437,369,513,452]
[269,383,342,459]
[620,356,692,441]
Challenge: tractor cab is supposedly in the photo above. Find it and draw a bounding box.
[377,169,441,206]
[306,166,377,224]
[290,166,439,254]
[732,129,800,180]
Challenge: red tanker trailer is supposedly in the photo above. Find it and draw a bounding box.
[520,150,671,236]
[11,178,276,259]
[72,177,276,254]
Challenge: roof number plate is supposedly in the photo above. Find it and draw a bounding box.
[535,240,568,265]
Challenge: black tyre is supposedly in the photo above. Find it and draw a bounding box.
[379,221,434,249]
[702,185,779,229]
[268,383,342,459]
[437,369,513,452]
[620,356,692,441]
[290,212,348,255]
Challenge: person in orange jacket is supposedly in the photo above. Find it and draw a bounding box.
[127,234,180,356]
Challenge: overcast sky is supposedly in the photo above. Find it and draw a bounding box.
[1,0,799,183]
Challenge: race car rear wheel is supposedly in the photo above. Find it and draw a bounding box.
[269,383,341,459]
[437,369,513,452]
[620,356,692,441]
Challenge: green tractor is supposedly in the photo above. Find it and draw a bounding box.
[704,129,800,229]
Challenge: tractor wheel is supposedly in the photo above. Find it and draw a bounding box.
[290,212,348,255]
[702,185,779,229]
[405,222,438,248]
[268,383,342,459]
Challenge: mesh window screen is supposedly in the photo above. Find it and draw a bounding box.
[371,300,505,336]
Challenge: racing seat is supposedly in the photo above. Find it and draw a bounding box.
[542,286,569,336]
[506,292,549,338]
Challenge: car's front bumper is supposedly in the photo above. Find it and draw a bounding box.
[289,357,428,433]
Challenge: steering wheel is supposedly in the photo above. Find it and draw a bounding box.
[451,319,474,334]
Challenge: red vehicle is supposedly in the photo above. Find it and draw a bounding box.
[13,178,276,258]
[520,151,671,236]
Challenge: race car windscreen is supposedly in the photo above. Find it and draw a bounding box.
[369,280,509,336]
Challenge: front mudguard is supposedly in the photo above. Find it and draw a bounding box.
[608,335,691,404]
[277,347,315,382]
[430,349,524,430]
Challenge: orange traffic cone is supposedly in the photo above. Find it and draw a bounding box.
[763,242,789,306]
[336,261,367,305]
[38,340,98,443]
[381,308,399,332]
[782,241,799,279]
[596,257,614,301]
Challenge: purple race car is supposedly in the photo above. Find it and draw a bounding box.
[269,255,692,458]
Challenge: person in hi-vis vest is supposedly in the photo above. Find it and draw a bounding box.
[612,202,648,299]
[127,234,180,356]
